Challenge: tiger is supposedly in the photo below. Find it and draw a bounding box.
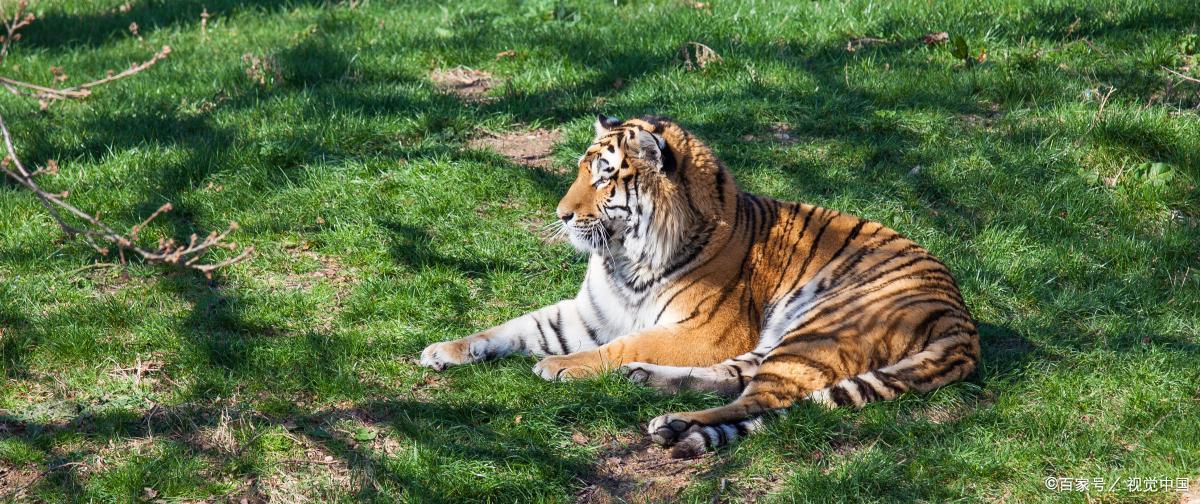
[420,115,980,458]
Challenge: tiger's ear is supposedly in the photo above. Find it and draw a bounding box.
[594,114,621,136]
[634,129,664,169]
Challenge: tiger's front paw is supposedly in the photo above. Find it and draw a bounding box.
[532,354,601,381]
[619,362,655,383]
[419,339,475,371]
[620,362,684,393]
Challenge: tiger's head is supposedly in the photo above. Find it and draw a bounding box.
[556,115,732,267]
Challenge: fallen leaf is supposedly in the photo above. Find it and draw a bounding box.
[679,41,722,71]
[354,427,377,442]
[950,35,969,61]
[571,432,588,445]
[495,50,516,60]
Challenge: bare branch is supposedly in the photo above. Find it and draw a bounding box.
[1,113,253,275]
[0,1,251,276]
[0,46,172,103]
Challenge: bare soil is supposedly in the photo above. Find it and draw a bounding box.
[468,128,565,172]
[577,434,715,504]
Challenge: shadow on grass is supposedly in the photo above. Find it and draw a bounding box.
[4,0,1199,501]
[19,0,328,50]
[0,305,36,380]
[0,397,590,501]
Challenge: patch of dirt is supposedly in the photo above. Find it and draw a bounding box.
[920,405,967,425]
[243,52,282,87]
[468,128,564,172]
[273,243,354,332]
[0,464,42,500]
[430,66,497,103]
[813,437,880,476]
[577,434,714,504]
[1181,479,1200,504]
[281,243,351,289]
[959,103,1003,130]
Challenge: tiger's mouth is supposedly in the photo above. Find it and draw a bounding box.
[565,219,620,255]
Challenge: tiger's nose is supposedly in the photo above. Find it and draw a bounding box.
[559,211,575,223]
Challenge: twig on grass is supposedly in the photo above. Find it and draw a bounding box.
[281,459,340,466]
[0,0,251,276]
[1162,65,1200,85]
[846,36,889,52]
[1081,38,1111,60]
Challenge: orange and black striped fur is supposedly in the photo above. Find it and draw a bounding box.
[421,115,980,457]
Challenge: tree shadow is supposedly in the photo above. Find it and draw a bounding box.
[4,0,1199,501]
[18,0,327,51]
[0,305,35,379]
[0,395,594,501]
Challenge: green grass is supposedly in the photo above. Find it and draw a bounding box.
[1,0,1198,502]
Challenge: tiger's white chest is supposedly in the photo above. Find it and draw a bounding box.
[580,256,673,339]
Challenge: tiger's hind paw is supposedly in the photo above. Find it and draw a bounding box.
[646,413,696,447]
[647,413,711,458]
[669,433,709,459]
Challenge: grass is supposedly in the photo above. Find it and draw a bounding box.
[1,0,1198,502]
